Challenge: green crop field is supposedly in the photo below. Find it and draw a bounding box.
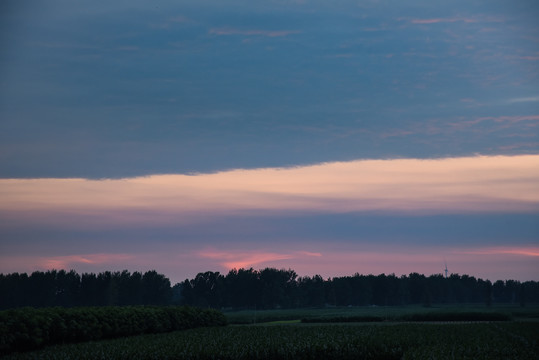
[3,306,539,359]
[224,304,539,324]
[4,322,539,359]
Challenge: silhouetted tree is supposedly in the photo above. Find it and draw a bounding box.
[1,268,538,310]
[142,270,172,305]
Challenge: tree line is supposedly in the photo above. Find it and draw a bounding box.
[0,270,175,309]
[1,268,538,310]
[181,268,538,309]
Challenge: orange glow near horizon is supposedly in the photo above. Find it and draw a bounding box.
[1,154,538,227]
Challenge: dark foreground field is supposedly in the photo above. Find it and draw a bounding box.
[4,306,539,359]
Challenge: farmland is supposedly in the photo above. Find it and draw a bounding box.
[224,304,530,324]
[3,306,539,359]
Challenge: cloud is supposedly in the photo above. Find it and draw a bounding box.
[409,18,477,24]
[406,16,503,25]
[40,253,135,269]
[197,249,320,270]
[507,96,539,104]
[449,115,539,131]
[1,155,538,230]
[0,244,536,283]
[0,253,136,272]
[208,28,300,37]
[457,246,539,257]
[196,244,539,281]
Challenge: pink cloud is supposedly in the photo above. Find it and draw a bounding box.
[1,155,538,231]
[198,249,321,270]
[194,244,539,282]
[457,246,539,257]
[297,251,322,257]
[1,244,537,283]
[0,253,137,274]
[40,253,135,270]
[0,250,208,284]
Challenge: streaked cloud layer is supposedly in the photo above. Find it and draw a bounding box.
[1,0,538,178]
[1,1,538,282]
[1,155,538,227]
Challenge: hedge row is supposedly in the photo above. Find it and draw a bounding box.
[302,311,511,323]
[0,305,226,355]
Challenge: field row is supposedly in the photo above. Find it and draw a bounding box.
[5,322,539,360]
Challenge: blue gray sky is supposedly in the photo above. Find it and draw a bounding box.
[1,0,538,283]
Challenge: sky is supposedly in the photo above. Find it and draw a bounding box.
[1,0,538,284]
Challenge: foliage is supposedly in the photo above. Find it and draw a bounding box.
[4,322,538,359]
[0,306,226,355]
[225,305,534,324]
[0,270,173,309]
[181,269,539,310]
[2,268,539,311]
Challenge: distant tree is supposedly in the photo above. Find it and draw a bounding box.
[189,271,224,308]
[1,268,538,310]
[55,269,80,306]
[297,275,325,307]
[484,280,493,307]
[519,283,526,307]
[142,270,172,305]
[258,268,297,309]
[29,271,56,307]
[225,268,259,308]
[80,272,98,306]
[407,273,426,304]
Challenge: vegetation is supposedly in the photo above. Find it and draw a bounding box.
[0,306,226,356]
[4,321,538,359]
[300,311,512,323]
[0,270,174,309]
[2,268,538,310]
[225,305,525,324]
[183,269,539,309]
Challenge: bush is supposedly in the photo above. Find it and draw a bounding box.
[0,306,226,355]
